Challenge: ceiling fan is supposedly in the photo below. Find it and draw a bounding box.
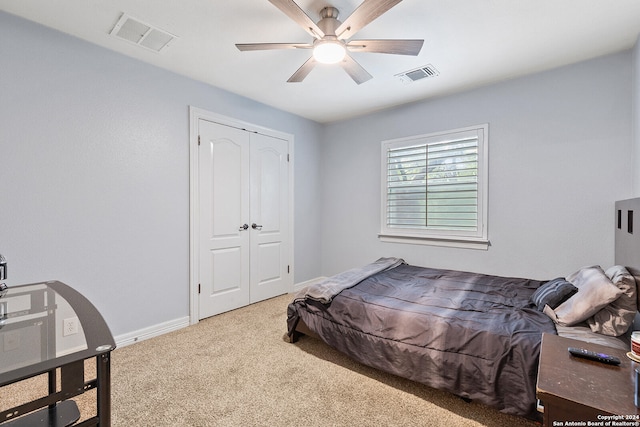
[235,0,424,84]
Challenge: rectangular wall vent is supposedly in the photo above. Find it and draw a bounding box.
[110,13,177,53]
[395,64,439,84]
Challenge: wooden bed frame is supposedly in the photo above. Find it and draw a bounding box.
[615,197,640,331]
[615,198,640,272]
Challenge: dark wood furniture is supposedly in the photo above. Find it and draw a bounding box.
[0,281,115,426]
[537,333,640,426]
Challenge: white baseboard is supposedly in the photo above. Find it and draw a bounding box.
[114,316,190,348]
[293,276,326,293]
[114,279,325,348]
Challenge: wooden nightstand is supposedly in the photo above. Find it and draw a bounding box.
[536,333,640,426]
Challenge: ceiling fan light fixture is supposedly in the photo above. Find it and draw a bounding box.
[236,0,424,83]
[313,40,346,64]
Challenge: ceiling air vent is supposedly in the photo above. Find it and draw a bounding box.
[110,13,177,53]
[395,64,439,84]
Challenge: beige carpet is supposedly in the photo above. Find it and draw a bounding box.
[2,293,540,426]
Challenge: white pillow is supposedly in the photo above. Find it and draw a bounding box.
[543,266,623,327]
[586,265,637,336]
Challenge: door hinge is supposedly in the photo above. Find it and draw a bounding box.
[198,283,201,294]
[198,135,201,146]
[287,265,290,274]
[287,153,290,162]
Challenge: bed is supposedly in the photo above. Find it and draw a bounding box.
[286,199,640,420]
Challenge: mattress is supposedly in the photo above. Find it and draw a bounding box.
[287,263,558,419]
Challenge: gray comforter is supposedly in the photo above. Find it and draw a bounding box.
[294,257,404,304]
[287,263,557,419]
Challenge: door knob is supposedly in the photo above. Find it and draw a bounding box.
[239,224,249,231]
[252,223,263,230]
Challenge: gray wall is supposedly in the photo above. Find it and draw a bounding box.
[0,12,323,337]
[634,34,640,195]
[2,10,637,340]
[320,51,634,280]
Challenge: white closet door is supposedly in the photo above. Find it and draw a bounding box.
[249,133,290,303]
[197,119,290,319]
[198,120,251,318]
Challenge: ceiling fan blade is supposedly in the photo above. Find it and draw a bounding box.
[336,0,402,40]
[340,54,373,85]
[287,57,317,82]
[268,0,325,39]
[347,39,423,55]
[236,43,312,51]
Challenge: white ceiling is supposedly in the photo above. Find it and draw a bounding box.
[2,0,640,123]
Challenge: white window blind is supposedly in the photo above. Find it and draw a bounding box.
[380,125,488,249]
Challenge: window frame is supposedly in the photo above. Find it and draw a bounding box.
[379,124,489,250]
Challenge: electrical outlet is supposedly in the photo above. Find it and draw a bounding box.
[63,317,79,336]
[4,330,21,351]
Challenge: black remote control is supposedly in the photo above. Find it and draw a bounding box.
[568,347,621,365]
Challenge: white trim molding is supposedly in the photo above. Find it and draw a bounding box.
[378,234,490,250]
[114,316,190,348]
[113,278,324,348]
[380,123,489,249]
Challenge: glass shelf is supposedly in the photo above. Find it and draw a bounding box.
[0,281,115,426]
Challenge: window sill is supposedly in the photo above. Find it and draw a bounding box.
[378,233,490,250]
